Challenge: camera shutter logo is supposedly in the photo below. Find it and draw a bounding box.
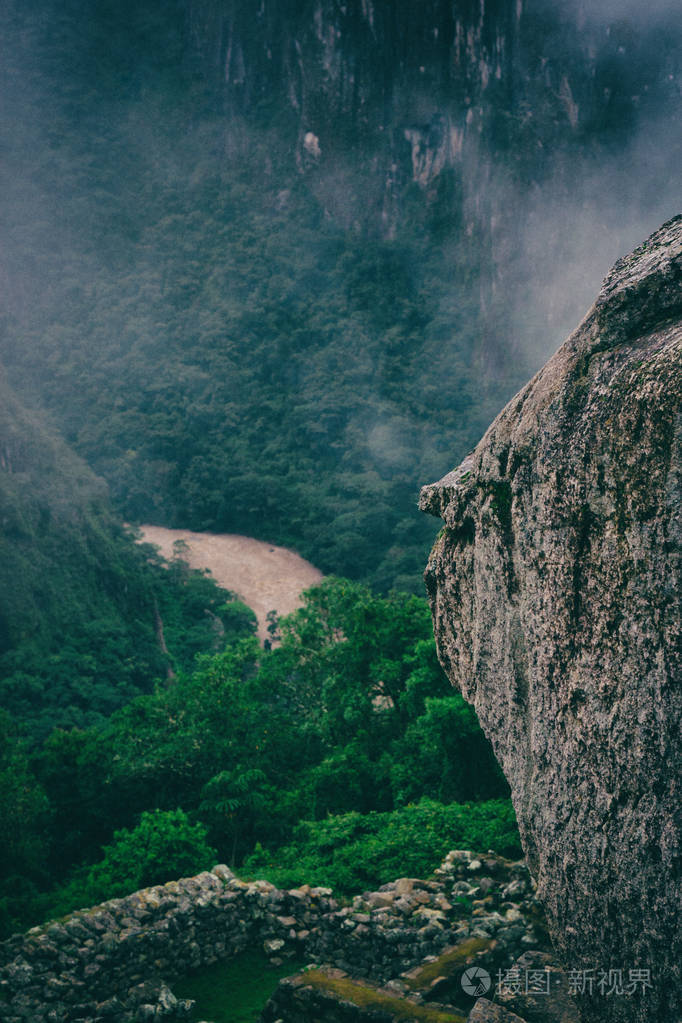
[461,966,492,997]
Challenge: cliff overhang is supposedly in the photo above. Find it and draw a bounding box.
[420,216,682,1023]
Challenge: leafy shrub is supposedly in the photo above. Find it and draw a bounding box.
[244,798,521,893]
[60,809,217,911]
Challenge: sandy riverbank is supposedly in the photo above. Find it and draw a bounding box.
[137,526,323,642]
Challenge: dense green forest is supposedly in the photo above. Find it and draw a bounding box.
[1,578,517,938]
[0,371,257,744]
[0,5,521,926]
[0,358,517,936]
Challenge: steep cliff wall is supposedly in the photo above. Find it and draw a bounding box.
[185,0,681,228]
[184,0,682,347]
[420,216,682,1023]
[185,0,675,169]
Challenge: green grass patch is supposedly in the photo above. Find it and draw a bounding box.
[172,950,306,1023]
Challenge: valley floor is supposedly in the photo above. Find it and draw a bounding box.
[137,526,323,642]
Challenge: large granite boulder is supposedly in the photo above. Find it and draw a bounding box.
[420,216,682,1023]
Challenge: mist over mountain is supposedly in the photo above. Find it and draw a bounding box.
[1,0,681,589]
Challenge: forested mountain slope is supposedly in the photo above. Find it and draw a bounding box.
[0,368,255,743]
[1,0,680,589]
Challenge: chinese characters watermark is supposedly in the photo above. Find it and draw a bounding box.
[566,969,653,998]
[494,967,653,999]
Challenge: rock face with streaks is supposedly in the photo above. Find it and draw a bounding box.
[420,216,682,1023]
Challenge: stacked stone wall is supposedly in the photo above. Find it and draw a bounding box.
[0,852,546,1023]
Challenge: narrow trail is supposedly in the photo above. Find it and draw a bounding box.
[138,526,323,643]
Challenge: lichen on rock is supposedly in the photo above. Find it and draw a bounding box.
[420,215,682,1023]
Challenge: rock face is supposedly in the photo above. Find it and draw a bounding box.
[185,0,682,261]
[420,216,682,1023]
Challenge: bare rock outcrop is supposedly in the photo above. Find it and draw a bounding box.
[420,216,682,1023]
